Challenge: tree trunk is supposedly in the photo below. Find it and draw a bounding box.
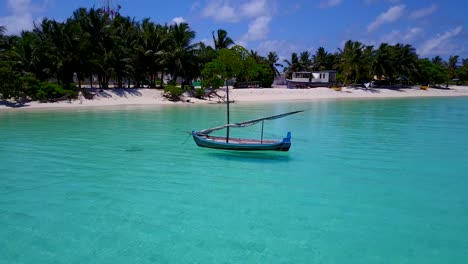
[77,73,82,89]
[343,73,349,86]
[160,70,165,88]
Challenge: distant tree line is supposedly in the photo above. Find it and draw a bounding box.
[282,41,468,87]
[1,8,467,101]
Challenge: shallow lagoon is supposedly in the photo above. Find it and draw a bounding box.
[1,97,468,263]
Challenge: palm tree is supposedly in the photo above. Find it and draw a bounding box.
[312,47,335,71]
[447,55,459,80]
[194,41,216,65]
[82,8,112,88]
[462,58,468,67]
[298,51,312,71]
[249,49,264,64]
[338,40,365,84]
[166,22,196,83]
[105,15,136,88]
[266,51,282,77]
[140,19,170,87]
[431,56,445,66]
[7,31,40,76]
[392,43,418,83]
[212,29,234,50]
[370,43,392,81]
[283,52,299,79]
[45,19,82,86]
[0,25,6,46]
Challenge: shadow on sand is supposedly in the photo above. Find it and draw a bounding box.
[350,84,419,92]
[88,88,142,98]
[0,100,30,108]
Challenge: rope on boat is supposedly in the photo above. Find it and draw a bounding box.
[182,131,192,145]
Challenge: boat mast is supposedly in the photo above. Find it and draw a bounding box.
[260,120,264,143]
[226,80,230,142]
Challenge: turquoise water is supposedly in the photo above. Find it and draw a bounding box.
[1,97,468,263]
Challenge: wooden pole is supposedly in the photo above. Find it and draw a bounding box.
[226,81,230,143]
[261,120,264,143]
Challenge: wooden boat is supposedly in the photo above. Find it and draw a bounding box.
[192,131,292,151]
[192,84,302,151]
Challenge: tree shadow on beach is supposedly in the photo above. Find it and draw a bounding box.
[111,88,142,97]
[430,85,452,90]
[0,100,30,108]
[351,84,417,92]
[348,86,381,93]
[378,84,419,92]
[86,88,143,99]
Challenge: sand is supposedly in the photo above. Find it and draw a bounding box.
[1,86,468,111]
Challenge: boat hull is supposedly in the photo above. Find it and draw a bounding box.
[192,131,292,151]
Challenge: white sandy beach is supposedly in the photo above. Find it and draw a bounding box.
[1,86,468,110]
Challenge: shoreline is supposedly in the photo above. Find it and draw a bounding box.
[1,86,468,112]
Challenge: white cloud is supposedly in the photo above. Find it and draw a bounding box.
[201,0,276,46]
[201,0,238,22]
[418,26,463,56]
[367,5,405,32]
[0,0,48,34]
[242,16,271,41]
[201,0,273,22]
[256,40,302,59]
[172,17,186,24]
[410,4,437,20]
[404,27,423,42]
[319,0,342,8]
[236,40,248,48]
[377,27,423,44]
[240,0,269,17]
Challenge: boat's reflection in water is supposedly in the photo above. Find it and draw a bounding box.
[203,149,291,162]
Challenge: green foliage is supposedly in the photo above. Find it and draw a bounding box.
[193,88,205,99]
[163,84,184,101]
[0,65,23,99]
[335,72,345,84]
[256,64,274,88]
[0,63,39,99]
[203,46,265,91]
[458,65,468,83]
[1,5,466,98]
[266,51,282,77]
[212,29,234,50]
[183,85,192,92]
[237,56,260,82]
[417,59,447,85]
[201,60,226,89]
[201,76,224,90]
[217,47,243,80]
[34,82,77,102]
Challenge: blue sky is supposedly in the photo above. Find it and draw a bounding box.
[1,0,467,60]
